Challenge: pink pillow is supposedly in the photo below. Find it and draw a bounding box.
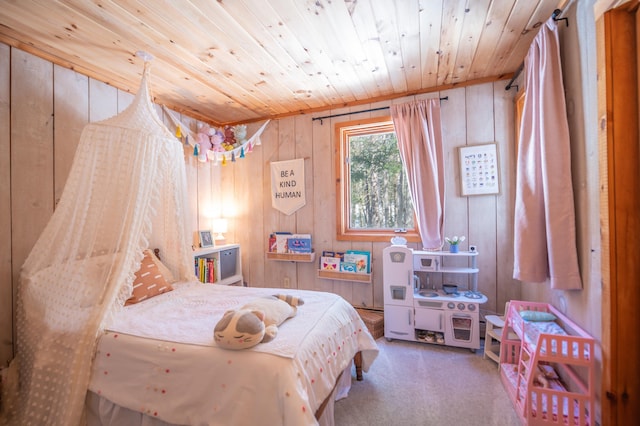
[125,251,173,305]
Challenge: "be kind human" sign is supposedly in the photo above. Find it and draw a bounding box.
[270,158,306,215]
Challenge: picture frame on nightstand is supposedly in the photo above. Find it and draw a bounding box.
[199,230,214,248]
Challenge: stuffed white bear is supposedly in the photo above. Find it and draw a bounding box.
[213,294,304,350]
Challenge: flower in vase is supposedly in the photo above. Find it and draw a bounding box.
[445,236,466,246]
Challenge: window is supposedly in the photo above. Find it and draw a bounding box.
[335,116,420,242]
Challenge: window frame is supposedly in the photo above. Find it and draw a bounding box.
[334,116,421,243]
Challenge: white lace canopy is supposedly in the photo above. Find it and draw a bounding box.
[2,62,193,425]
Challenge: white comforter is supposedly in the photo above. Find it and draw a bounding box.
[88,283,378,426]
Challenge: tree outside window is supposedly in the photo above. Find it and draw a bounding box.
[335,116,420,242]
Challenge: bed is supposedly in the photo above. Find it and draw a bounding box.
[6,67,374,425]
[85,281,379,426]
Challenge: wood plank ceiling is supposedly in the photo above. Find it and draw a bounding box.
[0,0,566,126]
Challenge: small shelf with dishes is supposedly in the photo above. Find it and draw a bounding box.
[266,251,316,262]
[317,269,371,283]
[413,250,479,292]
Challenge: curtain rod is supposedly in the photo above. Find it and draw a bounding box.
[552,8,569,27]
[312,96,449,124]
[505,9,569,91]
[505,63,524,91]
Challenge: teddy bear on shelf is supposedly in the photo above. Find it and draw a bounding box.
[195,123,213,162]
[213,294,304,350]
[222,125,237,151]
[233,124,247,143]
[210,129,225,152]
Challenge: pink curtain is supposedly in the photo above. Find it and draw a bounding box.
[391,99,445,250]
[513,18,582,290]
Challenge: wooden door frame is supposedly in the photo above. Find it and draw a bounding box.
[599,2,640,425]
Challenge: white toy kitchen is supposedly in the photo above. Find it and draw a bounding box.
[383,244,487,351]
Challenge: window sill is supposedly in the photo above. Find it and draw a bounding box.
[336,231,421,243]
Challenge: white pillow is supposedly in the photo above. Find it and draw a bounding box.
[519,310,556,322]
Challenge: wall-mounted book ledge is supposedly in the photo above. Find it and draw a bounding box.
[266,251,316,262]
[317,269,372,283]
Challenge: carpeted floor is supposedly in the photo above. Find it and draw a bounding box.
[334,338,520,426]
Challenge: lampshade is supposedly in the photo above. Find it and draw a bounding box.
[212,218,228,240]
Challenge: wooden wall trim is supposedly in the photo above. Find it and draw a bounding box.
[0,42,13,364]
[600,6,640,425]
[232,74,515,126]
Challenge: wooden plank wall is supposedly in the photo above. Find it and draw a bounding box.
[0,44,11,367]
[236,83,520,314]
[0,46,212,366]
[0,44,520,367]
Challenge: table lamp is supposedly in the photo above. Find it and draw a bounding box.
[212,218,228,242]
